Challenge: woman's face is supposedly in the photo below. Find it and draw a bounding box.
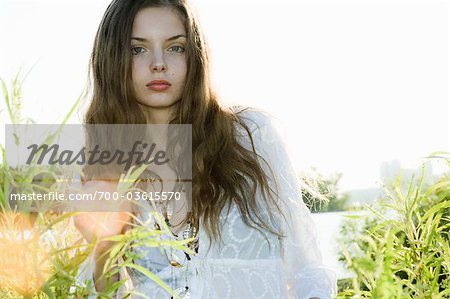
[130,7,187,114]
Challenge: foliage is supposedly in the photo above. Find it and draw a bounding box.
[337,152,450,298]
[300,167,351,213]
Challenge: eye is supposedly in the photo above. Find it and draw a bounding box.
[131,46,146,55]
[167,45,185,53]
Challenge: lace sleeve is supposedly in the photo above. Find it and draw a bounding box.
[239,109,337,299]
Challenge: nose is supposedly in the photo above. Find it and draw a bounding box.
[152,62,166,72]
[150,51,166,72]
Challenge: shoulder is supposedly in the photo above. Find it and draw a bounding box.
[229,105,291,162]
[229,105,280,138]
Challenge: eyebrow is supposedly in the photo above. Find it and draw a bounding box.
[131,34,187,42]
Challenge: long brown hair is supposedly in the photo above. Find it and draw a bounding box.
[85,0,287,250]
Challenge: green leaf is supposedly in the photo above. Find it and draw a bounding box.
[124,263,180,299]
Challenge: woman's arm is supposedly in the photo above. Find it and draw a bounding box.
[92,240,119,293]
[74,181,131,295]
[242,109,337,299]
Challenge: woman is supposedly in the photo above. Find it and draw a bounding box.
[75,0,337,298]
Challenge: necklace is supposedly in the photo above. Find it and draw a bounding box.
[153,207,199,299]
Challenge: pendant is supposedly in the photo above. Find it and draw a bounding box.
[171,286,190,299]
[169,260,182,267]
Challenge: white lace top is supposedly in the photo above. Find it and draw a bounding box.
[85,108,337,299]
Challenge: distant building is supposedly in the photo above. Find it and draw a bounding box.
[346,158,442,207]
[380,158,434,185]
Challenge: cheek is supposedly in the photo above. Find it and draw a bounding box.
[180,62,187,80]
[176,63,187,85]
[131,58,147,81]
[131,62,138,84]
[167,57,187,81]
[131,65,145,95]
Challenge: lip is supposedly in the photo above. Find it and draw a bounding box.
[146,80,171,91]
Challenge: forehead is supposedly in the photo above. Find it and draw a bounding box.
[132,6,186,38]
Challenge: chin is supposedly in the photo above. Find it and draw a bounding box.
[137,97,180,109]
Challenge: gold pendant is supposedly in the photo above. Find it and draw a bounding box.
[169,260,182,267]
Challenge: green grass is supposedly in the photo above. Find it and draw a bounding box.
[337,152,450,298]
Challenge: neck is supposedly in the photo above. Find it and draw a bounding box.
[138,103,175,124]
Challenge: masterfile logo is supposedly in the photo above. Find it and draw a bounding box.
[5,124,192,213]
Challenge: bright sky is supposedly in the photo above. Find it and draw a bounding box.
[0,0,448,191]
